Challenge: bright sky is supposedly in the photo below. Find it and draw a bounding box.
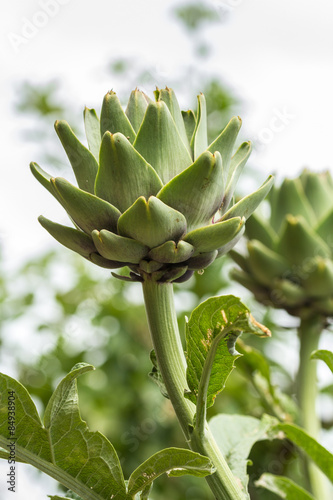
[1,0,333,497]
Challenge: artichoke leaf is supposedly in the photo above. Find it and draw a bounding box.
[148,240,194,263]
[117,196,187,248]
[134,101,193,183]
[277,215,331,265]
[125,89,149,133]
[247,240,290,287]
[95,131,163,212]
[38,216,96,258]
[83,107,101,161]
[221,175,274,222]
[190,93,208,160]
[207,116,242,181]
[156,87,191,154]
[222,142,252,214]
[54,120,98,194]
[182,109,196,153]
[157,151,223,231]
[184,216,245,254]
[92,229,149,264]
[100,91,136,142]
[51,177,121,234]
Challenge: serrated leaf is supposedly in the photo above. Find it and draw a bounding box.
[0,364,127,500]
[127,448,214,496]
[255,473,315,499]
[311,349,333,373]
[275,423,333,482]
[210,414,278,497]
[185,295,270,408]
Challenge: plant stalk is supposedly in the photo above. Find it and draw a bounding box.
[297,314,328,499]
[142,278,245,500]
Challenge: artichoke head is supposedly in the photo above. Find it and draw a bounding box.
[230,170,333,318]
[31,87,273,283]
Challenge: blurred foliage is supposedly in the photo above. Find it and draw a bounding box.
[172,2,218,32]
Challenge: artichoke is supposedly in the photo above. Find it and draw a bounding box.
[230,169,333,318]
[31,87,273,283]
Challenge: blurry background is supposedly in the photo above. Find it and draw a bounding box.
[1,1,333,498]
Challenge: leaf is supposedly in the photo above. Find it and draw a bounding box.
[127,448,214,496]
[185,295,270,408]
[133,101,192,183]
[0,364,127,500]
[210,414,278,497]
[83,107,101,161]
[275,423,333,482]
[190,93,208,160]
[54,120,99,194]
[157,150,223,231]
[148,350,169,399]
[255,473,315,499]
[311,349,333,373]
[100,91,136,143]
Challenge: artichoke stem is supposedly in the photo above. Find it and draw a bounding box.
[297,315,329,499]
[142,278,245,500]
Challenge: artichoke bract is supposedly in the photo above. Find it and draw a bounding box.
[230,170,333,318]
[31,87,273,283]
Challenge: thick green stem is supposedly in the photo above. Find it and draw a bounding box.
[297,315,328,499]
[142,278,245,500]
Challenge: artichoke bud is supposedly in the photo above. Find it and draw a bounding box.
[230,170,333,318]
[32,87,273,283]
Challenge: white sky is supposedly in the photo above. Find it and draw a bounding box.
[1,0,333,497]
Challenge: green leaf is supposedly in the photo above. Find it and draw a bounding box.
[157,87,191,154]
[147,240,194,264]
[300,170,333,221]
[95,131,162,212]
[222,142,252,214]
[185,295,270,408]
[181,109,196,150]
[38,216,96,258]
[92,229,149,264]
[210,414,278,496]
[255,474,315,499]
[125,89,149,133]
[117,196,187,248]
[190,93,208,160]
[30,162,59,198]
[276,423,333,482]
[54,120,99,194]
[0,364,127,499]
[302,258,333,298]
[51,177,121,234]
[277,215,331,265]
[247,240,290,287]
[157,151,223,231]
[83,107,101,161]
[244,212,278,250]
[183,217,245,254]
[100,91,136,143]
[270,177,316,233]
[311,349,333,373]
[207,116,242,179]
[133,101,193,183]
[221,175,274,222]
[127,448,214,496]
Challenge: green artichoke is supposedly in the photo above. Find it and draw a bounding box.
[31,87,273,283]
[230,169,333,318]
